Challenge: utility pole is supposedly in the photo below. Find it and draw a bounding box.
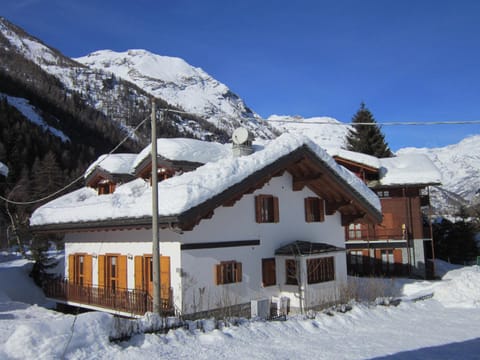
[151,98,161,315]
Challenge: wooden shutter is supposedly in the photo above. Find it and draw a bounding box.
[118,255,128,290]
[319,199,325,222]
[68,255,75,282]
[134,256,144,290]
[273,196,279,223]
[214,264,222,285]
[235,262,242,282]
[84,255,92,286]
[304,198,311,222]
[160,256,171,299]
[255,196,262,223]
[98,255,105,288]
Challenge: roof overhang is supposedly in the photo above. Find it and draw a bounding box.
[31,145,382,234]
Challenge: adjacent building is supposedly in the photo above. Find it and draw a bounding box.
[328,149,441,278]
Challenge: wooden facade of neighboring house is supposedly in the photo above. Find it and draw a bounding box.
[31,136,382,318]
[332,153,441,279]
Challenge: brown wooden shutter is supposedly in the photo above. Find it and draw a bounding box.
[98,255,105,288]
[134,256,144,290]
[160,256,171,299]
[304,198,311,222]
[214,264,222,285]
[84,255,92,286]
[118,255,128,290]
[273,196,279,223]
[319,199,325,222]
[68,255,75,282]
[236,262,242,282]
[255,196,262,223]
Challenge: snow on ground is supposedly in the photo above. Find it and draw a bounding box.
[1,255,480,359]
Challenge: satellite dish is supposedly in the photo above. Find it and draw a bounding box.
[232,127,250,145]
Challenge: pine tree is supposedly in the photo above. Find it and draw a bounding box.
[346,103,393,158]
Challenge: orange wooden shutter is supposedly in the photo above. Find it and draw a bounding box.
[255,196,261,223]
[214,264,222,285]
[118,255,128,290]
[134,256,144,290]
[273,196,279,223]
[160,256,171,299]
[236,262,242,282]
[84,255,92,286]
[68,255,75,282]
[98,255,105,288]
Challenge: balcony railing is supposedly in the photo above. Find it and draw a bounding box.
[44,278,174,316]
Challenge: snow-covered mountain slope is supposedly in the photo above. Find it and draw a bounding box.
[1,93,70,142]
[75,49,276,139]
[268,115,350,148]
[397,135,480,213]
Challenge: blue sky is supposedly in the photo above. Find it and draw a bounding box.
[3,0,480,150]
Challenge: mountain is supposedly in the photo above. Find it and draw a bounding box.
[0,17,276,145]
[268,115,350,149]
[75,50,276,139]
[397,135,480,214]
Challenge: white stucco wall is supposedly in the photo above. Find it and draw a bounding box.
[179,173,347,313]
[64,172,349,315]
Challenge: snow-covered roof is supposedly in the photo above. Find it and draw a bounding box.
[133,138,231,170]
[325,148,381,170]
[84,154,138,178]
[0,161,8,177]
[379,154,442,186]
[30,134,381,228]
[325,148,441,186]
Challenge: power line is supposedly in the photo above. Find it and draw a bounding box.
[0,115,150,206]
[158,108,480,127]
[267,119,480,126]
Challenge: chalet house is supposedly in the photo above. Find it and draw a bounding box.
[30,134,382,318]
[327,149,441,278]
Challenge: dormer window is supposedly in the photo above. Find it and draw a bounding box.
[97,180,115,195]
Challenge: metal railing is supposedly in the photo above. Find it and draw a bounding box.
[44,278,173,316]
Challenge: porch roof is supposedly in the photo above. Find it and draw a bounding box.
[275,240,344,256]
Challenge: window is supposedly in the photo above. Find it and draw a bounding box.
[348,223,363,240]
[215,261,242,285]
[381,250,394,273]
[285,259,298,285]
[68,253,92,286]
[255,195,279,223]
[262,258,276,287]
[98,254,127,291]
[377,190,390,198]
[107,256,119,290]
[304,197,325,222]
[134,255,171,300]
[97,180,115,195]
[307,257,335,284]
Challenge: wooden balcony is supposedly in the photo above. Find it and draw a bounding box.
[44,279,174,317]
